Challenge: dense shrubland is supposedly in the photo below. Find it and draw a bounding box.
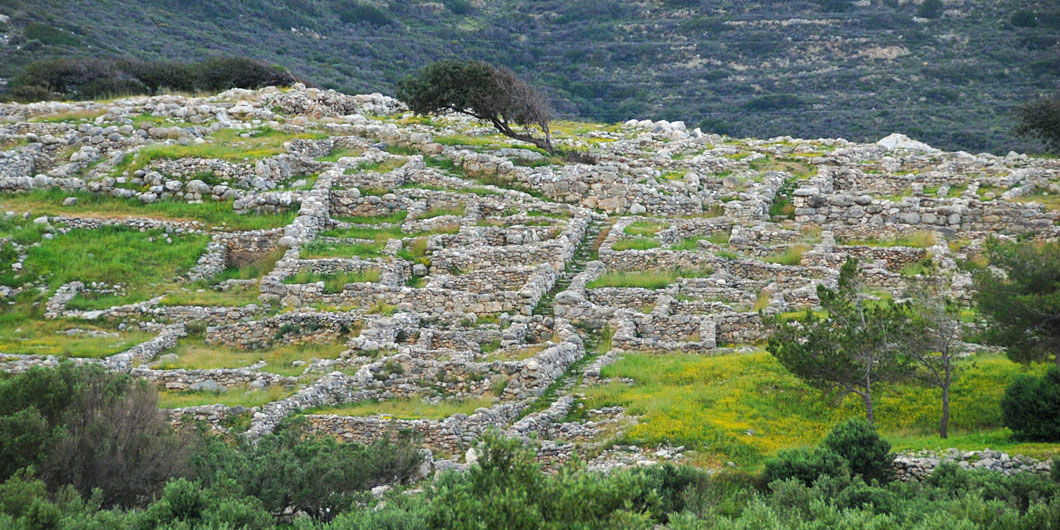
[1,374,1059,530]
[0,0,1057,153]
[3,57,298,102]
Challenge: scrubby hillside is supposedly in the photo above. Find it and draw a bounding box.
[0,0,1057,153]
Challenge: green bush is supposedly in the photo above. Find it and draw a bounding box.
[1001,367,1060,441]
[0,364,191,507]
[822,418,895,484]
[22,23,80,46]
[917,0,944,19]
[762,448,848,486]
[6,57,297,102]
[338,4,392,26]
[191,423,423,522]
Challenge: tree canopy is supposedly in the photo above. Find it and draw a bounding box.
[974,238,1060,367]
[397,59,555,153]
[766,258,914,424]
[1015,96,1060,154]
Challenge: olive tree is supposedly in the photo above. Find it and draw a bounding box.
[397,59,555,153]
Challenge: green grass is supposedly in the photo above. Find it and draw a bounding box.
[1014,189,1060,212]
[24,226,210,309]
[115,128,327,175]
[282,270,381,293]
[762,244,810,266]
[336,211,408,224]
[320,225,406,240]
[157,283,261,307]
[396,238,429,265]
[434,134,551,156]
[900,258,936,277]
[0,318,153,358]
[299,240,386,259]
[670,232,729,250]
[587,268,712,289]
[353,158,408,173]
[418,205,466,219]
[947,184,969,197]
[216,248,285,282]
[155,336,347,376]
[612,237,660,251]
[623,221,666,237]
[315,148,363,162]
[842,231,936,248]
[306,396,496,420]
[157,385,294,409]
[424,156,463,174]
[0,189,295,231]
[582,352,1057,469]
[976,185,1002,200]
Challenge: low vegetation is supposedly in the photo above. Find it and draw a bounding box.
[155,336,347,376]
[582,351,1054,467]
[587,268,712,289]
[282,270,381,293]
[0,189,296,231]
[306,396,496,420]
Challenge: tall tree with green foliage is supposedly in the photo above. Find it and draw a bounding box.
[974,239,1060,368]
[397,59,555,153]
[766,258,913,424]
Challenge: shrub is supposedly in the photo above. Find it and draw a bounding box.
[762,448,848,486]
[822,419,894,484]
[1015,97,1060,154]
[1001,367,1060,441]
[22,23,80,45]
[191,424,423,522]
[443,0,473,14]
[1011,10,1038,28]
[917,0,944,19]
[338,4,392,26]
[5,57,297,102]
[0,364,192,507]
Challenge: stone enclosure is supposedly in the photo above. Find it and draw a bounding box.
[1,86,1057,475]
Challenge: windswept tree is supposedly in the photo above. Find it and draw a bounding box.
[397,59,555,153]
[1015,96,1060,154]
[766,258,913,424]
[974,238,1060,368]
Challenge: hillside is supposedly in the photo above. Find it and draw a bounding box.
[2,84,1060,464]
[2,85,1060,526]
[0,0,1057,154]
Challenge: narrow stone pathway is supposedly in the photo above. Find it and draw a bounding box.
[534,218,604,316]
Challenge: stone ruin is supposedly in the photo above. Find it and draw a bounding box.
[1,85,1057,474]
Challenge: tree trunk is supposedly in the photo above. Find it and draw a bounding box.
[940,362,951,439]
[863,393,875,425]
[489,117,556,154]
[862,376,875,424]
[505,130,555,154]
